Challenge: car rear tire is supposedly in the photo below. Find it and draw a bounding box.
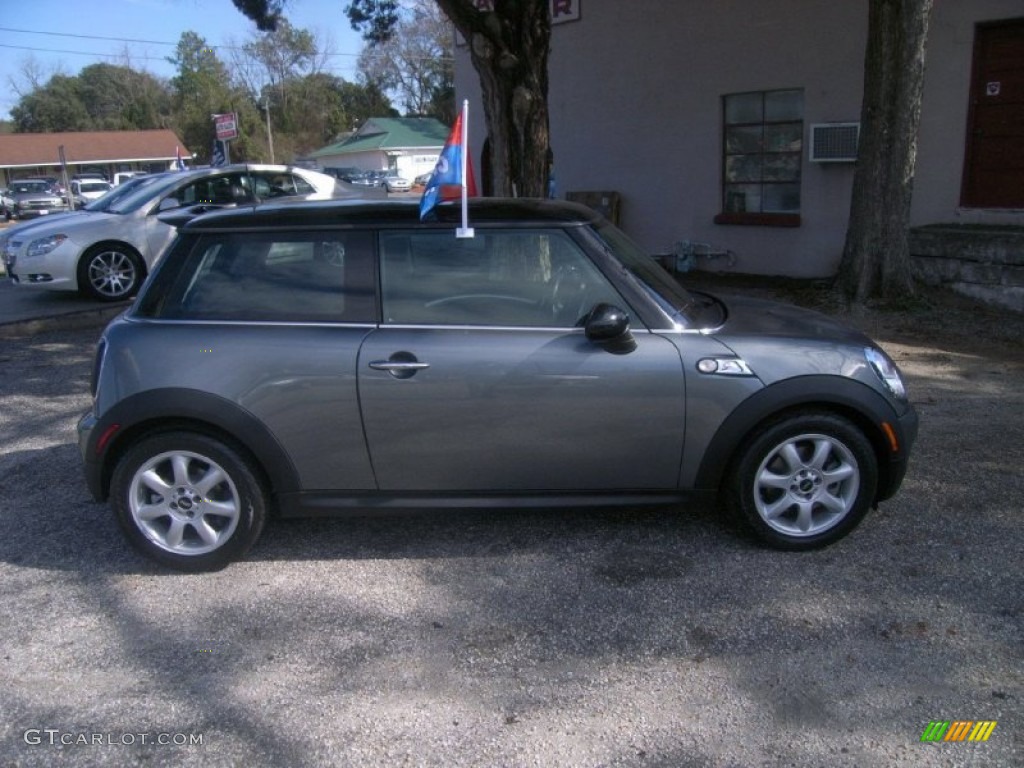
[78,244,144,302]
[724,411,878,550]
[111,432,268,572]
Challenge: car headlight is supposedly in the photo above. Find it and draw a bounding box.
[865,346,907,400]
[26,234,68,258]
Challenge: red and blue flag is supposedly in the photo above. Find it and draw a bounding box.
[419,110,478,220]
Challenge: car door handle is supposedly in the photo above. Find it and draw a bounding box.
[368,353,430,379]
[368,360,430,372]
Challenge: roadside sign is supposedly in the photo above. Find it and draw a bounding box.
[214,113,238,141]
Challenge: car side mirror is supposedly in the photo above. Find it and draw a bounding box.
[156,204,219,229]
[584,303,637,354]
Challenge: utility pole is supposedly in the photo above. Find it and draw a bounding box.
[263,99,275,164]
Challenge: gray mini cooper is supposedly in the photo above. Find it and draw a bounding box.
[79,198,917,571]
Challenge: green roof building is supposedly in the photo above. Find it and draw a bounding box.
[308,117,449,181]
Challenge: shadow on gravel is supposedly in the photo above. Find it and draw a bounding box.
[2,278,1022,766]
[0,472,730,574]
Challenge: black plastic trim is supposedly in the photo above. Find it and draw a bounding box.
[83,388,300,502]
[276,490,700,518]
[694,375,917,501]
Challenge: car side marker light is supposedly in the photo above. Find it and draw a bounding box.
[880,421,899,453]
[96,423,121,454]
[696,357,754,376]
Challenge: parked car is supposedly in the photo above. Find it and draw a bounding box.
[72,172,109,183]
[350,170,387,187]
[1,177,160,254]
[113,171,148,186]
[414,172,434,186]
[321,166,363,182]
[2,165,377,301]
[27,176,68,198]
[4,179,69,220]
[78,197,918,571]
[71,178,114,207]
[381,172,412,193]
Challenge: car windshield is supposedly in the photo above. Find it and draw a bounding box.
[84,174,167,212]
[591,220,698,324]
[99,173,186,214]
[12,181,51,195]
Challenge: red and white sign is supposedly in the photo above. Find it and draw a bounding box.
[214,112,238,141]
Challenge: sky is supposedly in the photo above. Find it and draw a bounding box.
[0,0,369,120]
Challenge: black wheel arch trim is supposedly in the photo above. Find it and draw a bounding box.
[84,388,299,502]
[694,375,915,501]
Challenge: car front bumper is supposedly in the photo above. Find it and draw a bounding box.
[77,410,105,501]
[876,403,919,503]
[4,239,80,291]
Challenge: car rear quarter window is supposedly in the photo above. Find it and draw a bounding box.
[139,231,376,323]
[379,229,624,327]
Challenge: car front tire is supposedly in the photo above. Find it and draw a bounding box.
[111,432,269,572]
[724,411,878,550]
[78,244,144,302]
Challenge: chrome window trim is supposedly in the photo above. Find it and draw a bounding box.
[380,323,587,333]
[126,317,379,329]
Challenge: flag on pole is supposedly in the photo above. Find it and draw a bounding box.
[419,102,478,222]
[175,145,186,171]
[211,139,227,168]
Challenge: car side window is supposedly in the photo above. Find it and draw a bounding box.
[245,173,316,199]
[379,229,624,327]
[148,231,376,323]
[171,173,250,206]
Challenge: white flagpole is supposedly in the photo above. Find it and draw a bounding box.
[456,99,474,238]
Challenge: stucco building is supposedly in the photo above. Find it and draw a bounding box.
[454,1,1024,279]
[309,118,449,181]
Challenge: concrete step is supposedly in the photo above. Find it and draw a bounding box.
[910,224,1024,312]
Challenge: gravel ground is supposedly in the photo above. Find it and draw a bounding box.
[0,280,1021,767]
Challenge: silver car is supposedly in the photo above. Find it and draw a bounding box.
[3,164,372,302]
[381,172,413,193]
[79,198,918,571]
[5,179,68,220]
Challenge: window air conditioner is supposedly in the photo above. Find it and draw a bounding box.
[809,122,860,163]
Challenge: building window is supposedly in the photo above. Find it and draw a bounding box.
[716,88,803,226]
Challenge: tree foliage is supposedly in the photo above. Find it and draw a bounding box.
[9,19,396,165]
[357,1,454,123]
[230,0,286,31]
[346,0,552,197]
[167,32,244,162]
[10,66,171,133]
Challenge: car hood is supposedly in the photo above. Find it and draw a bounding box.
[702,292,866,342]
[701,292,876,384]
[4,211,115,241]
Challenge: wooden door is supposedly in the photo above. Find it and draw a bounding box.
[961,19,1024,208]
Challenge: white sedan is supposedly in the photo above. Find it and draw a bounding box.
[2,165,366,301]
[381,173,412,193]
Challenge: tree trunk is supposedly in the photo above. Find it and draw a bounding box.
[437,0,551,197]
[838,0,933,303]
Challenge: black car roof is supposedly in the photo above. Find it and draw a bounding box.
[180,197,605,232]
